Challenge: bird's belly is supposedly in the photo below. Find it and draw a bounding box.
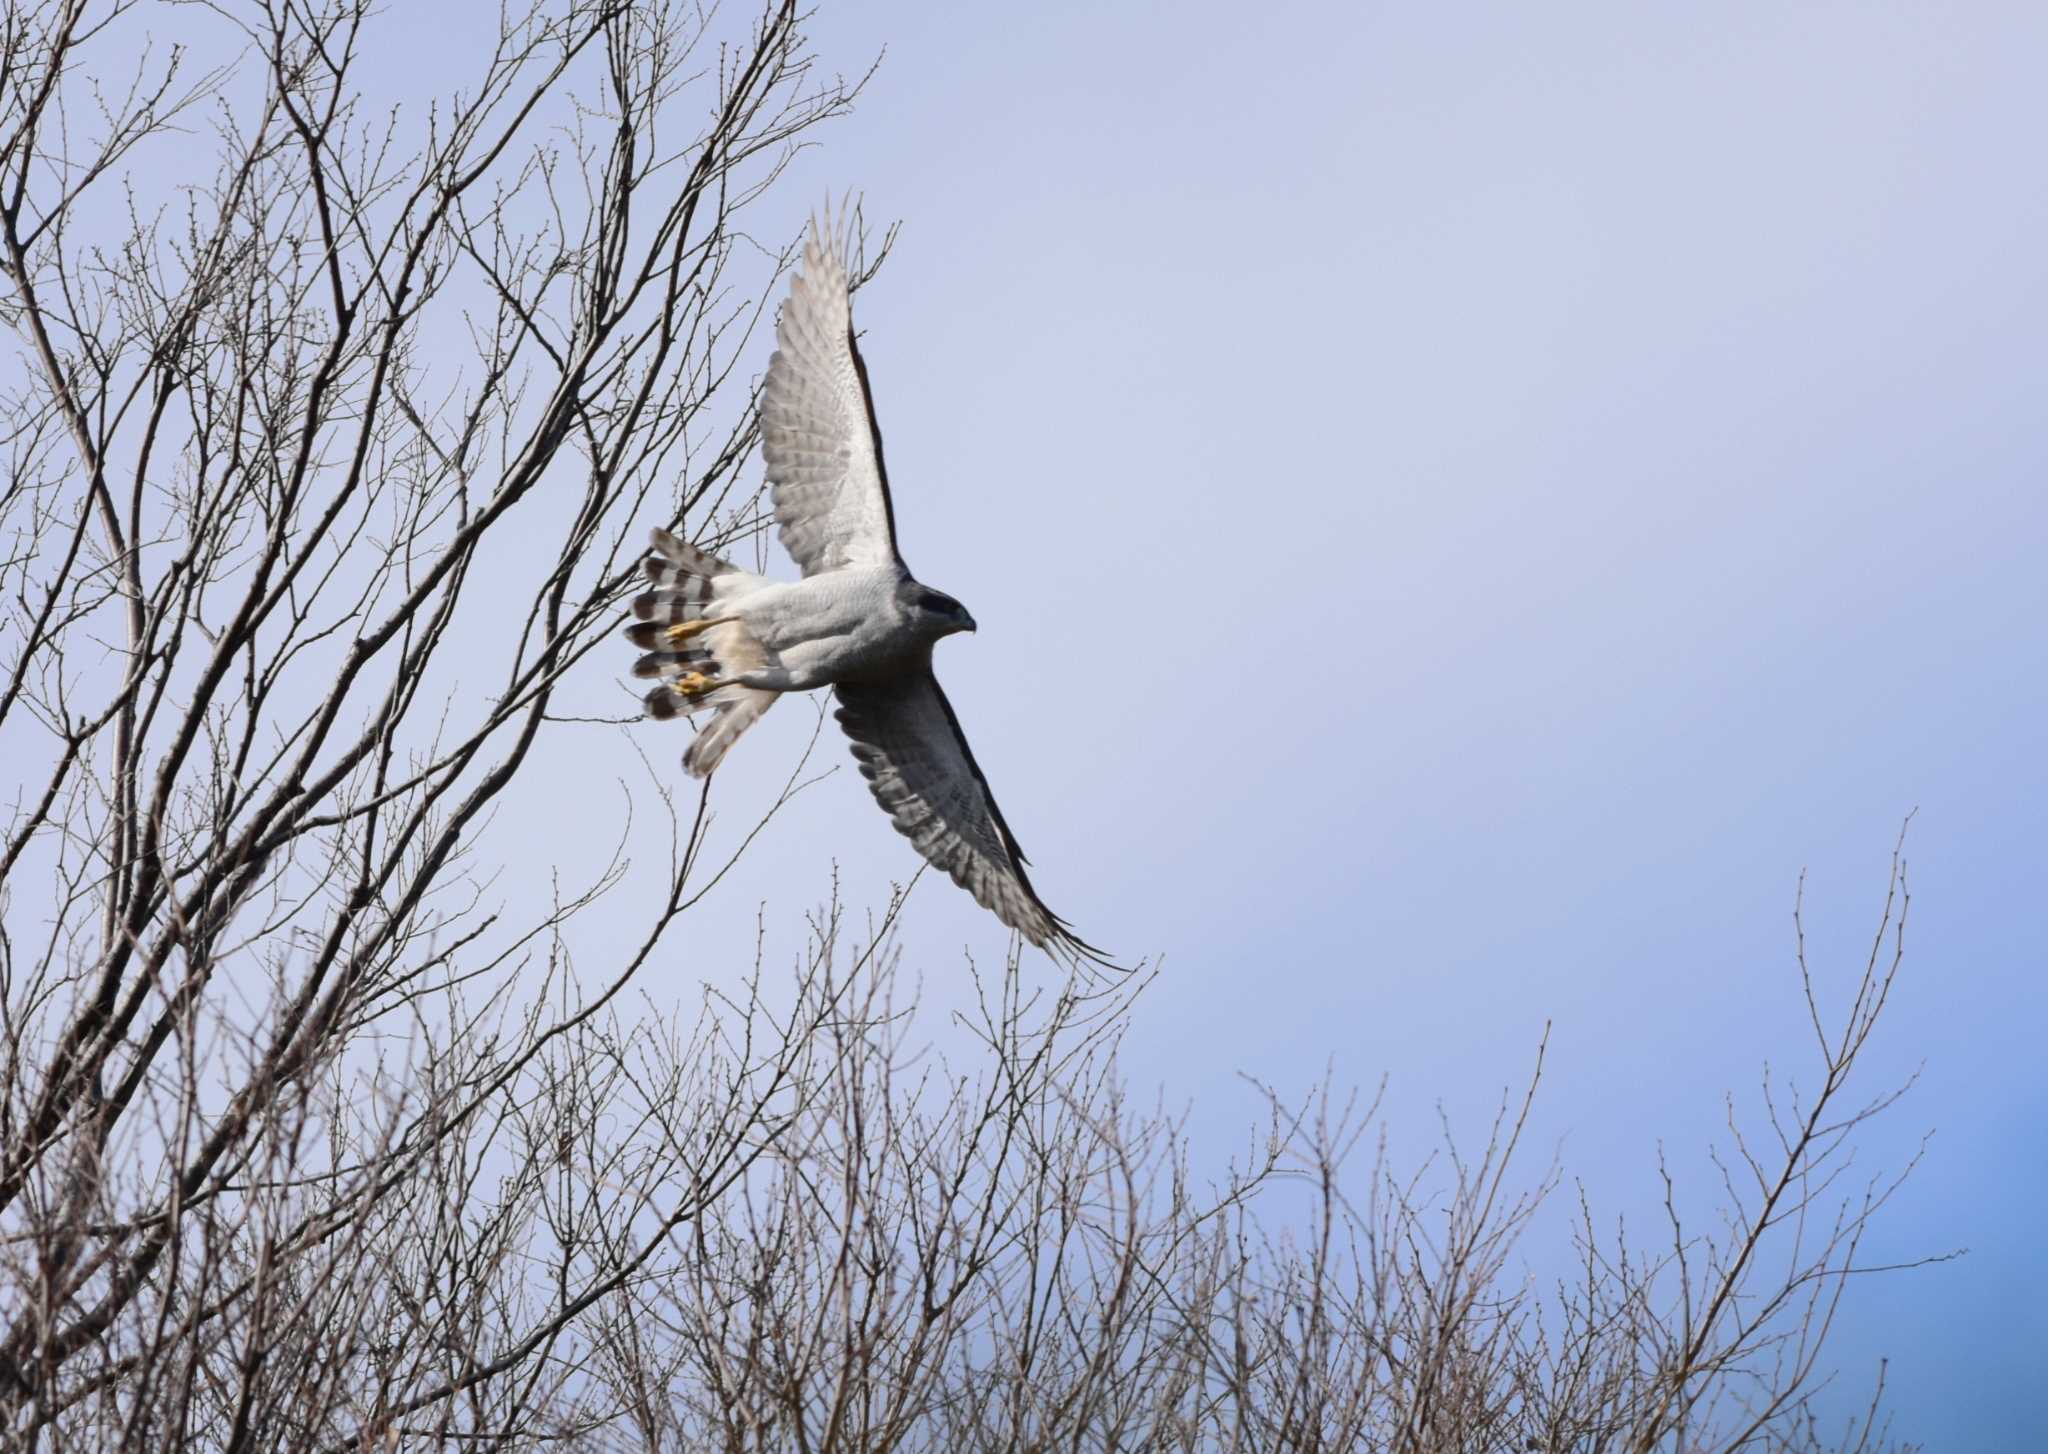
[739,571,908,690]
[776,634,900,689]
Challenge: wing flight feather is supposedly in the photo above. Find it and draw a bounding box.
[760,216,901,576]
[833,673,1106,963]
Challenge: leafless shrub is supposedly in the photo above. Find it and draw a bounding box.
[0,2,1940,1449]
[554,840,1935,1454]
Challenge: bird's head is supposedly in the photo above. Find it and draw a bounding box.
[905,583,977,639]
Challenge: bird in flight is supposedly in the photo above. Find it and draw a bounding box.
[626,212,1103,963]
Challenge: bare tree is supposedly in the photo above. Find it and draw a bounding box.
[558,838,1937,1453]
[0,0,876,1441]
[0,2,1942,1449]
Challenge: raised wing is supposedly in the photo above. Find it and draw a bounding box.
[759,217,901,576]
[834,673,1105,963]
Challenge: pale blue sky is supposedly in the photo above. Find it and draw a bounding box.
[681,3,2044,1443]
[61,0,2040,1443]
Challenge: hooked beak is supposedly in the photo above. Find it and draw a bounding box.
[962,613,978,634]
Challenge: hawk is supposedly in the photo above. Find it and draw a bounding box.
[626,214,1103,963]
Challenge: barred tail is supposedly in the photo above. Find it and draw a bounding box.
[631,528,739,627]
[626,528,777,774]
[682,691,774,776]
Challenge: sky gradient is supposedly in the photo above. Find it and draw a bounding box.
[97,1,2040,1443]
[689,4,2045,1442]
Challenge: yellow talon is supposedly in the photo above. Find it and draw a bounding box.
[664,616,734,645]
[671,670,719,697]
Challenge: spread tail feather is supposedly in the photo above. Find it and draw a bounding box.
[633,528,741,624]
[627,528,778,773]
[683,690,775,777]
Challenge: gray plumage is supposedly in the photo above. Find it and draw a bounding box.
[627,213,1102,962]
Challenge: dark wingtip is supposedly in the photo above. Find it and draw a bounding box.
[1034,915,1127,977]
[644,686,679,720]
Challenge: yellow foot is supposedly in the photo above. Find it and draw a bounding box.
[671,670,720,698]
[664,615,735,646]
